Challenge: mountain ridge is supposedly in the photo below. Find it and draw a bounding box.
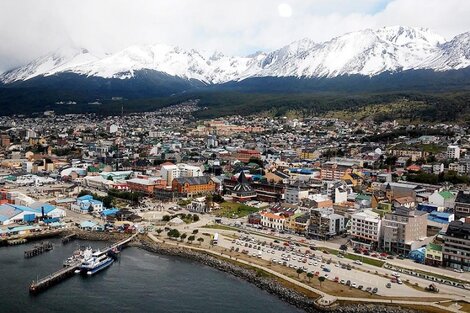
[2,26,470,84]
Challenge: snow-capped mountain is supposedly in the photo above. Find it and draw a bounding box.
[1,26,469,84]
[0,47,99,84]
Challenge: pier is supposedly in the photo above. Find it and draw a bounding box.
[7,238,27,245]
[62,233,77,245]
[29,261,81,293]
[29,233,138,294]
[24,242,53,258]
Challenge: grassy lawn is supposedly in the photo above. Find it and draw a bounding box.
[315,247,385,267]
[213,201,260,218]
[202,224,237,231]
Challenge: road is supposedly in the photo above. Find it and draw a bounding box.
[187,223,470,300]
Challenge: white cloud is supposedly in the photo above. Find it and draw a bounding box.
[0,0,468,72]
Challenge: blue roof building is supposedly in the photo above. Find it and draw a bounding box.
[428,211,454,225]
[408,247,426,264]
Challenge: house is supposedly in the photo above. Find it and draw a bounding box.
[307,194,333,209]
[285,213,310,234]
[428,190,455,209]
[79,220,103,231]
[408,247,426,264]
[187,197,211,213]
[392,196,415,208]
[71,195,104,214]
[248,213,262,225]
[425,243,443,267]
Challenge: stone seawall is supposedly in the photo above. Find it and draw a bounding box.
[66,229,130,242]
[136,237,416,313]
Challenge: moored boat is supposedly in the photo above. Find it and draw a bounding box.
[79,254,114,276]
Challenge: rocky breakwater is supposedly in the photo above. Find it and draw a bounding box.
[136,237,416,313]
[66,229,130,242]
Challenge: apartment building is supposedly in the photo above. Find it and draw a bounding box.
[454,191,470,219]
[350,209,382,250]
[442,220,470,272]
[447,145,461,160]
[161,163,203,186]
[320,162,352,181]
[235,149,261,163]
[308,207,345,240]
[382,207,428,255]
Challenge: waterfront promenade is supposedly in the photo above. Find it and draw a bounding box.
[147,233,468,313]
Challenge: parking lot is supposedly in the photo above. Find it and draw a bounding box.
[219,234,438,298]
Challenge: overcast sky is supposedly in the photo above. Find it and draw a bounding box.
[0,0,469,72]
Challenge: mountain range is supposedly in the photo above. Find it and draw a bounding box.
[1,26,470,85]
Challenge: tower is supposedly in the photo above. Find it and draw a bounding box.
[385,183,393,203]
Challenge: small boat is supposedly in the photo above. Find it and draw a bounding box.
[64,247,93,267]
[79,254,114,276]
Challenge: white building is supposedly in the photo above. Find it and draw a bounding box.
[350,209,382,249]
[187,197,211,213]
[428,190,455,209]
[161,163,203,186]
[447,145,461,160]
[284,186,309,205]
[260,212,286,230]
[334,186,348,204]
[109,124,119,133]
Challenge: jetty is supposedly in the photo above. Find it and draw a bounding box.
[29,233,138,294]
[24,242,53,258]
[7,238,27,245]
[62,233,77,244]
[29,261,81,293]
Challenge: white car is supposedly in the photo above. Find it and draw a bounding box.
[392,272,400,277]
[454,268,464,273]
[354,260,363,265]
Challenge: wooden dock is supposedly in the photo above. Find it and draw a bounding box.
[29,261,81,294]
[7,238,27,245]
[24,242,53,258]
[62,233,77,244]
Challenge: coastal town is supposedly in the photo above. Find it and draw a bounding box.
[1,101,470,312]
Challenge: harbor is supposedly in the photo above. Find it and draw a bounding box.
[28,234,137,294]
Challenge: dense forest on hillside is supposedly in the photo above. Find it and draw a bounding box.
[1,88,470,123]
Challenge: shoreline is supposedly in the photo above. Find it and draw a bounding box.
[21,230,442,313]
[134,236,416,313]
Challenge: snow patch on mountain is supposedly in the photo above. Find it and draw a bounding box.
[1,26,469,84]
